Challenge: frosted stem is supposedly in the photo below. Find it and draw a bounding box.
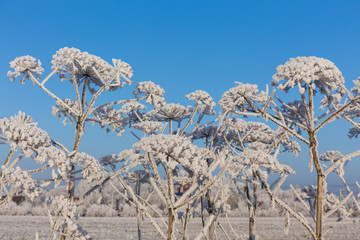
[315,96,360,133]
[29,72,79,116]
[40,70,56,85]
[194,214,217,240]
[217,222,231,240]
[323,191,352,219]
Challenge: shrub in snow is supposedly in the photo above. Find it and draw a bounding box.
[31,205,47,216]
[119,204,137,217]
[86,204,118,217]
[0,202,30,216]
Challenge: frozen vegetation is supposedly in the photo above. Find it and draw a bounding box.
[1,216,360,240]
[2,48,360,240]
[1,180,350,219]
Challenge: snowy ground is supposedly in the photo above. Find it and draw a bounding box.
[0,216,359,240]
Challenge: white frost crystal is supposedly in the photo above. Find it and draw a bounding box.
[51,47,132,91]
[1,166,40,201]
[7,55,44,83]
[132,120,163,134]
[219,82,267,113]
[272,56,345,95]
[320,150,347,177]
[222,118,274,145]
[191,125,219,140]
[320,150,343,163]
[275,127,301,156]
[120,102,146,114]
[47,195,92,239]
[132,134,210,177]
[133,81,165,105]
[186,90,216,115]
[0,111,51,157]
[148,103,191,122]
[73,152,105,183]
[223,118,296,182]
[234,148,294,177]
[92,106,127,136]
[0,112,104,186]
[52,98,81,125]
[351,78,360,97]
[111,58,134,79]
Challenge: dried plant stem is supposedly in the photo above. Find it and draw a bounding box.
[217,222,231,240]
[0,145,17,178]
[308,87,324,240]
[258,172,316,240]
[314,96,360,133]
[109,180,167,239]
[339,175,360,212]
[194,214,217,240]
[225,213,240,240]
[181,203,191,240]
[323,191,352,219]
[29,73,79,116]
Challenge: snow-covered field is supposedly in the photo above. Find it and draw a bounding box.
[1,216,359,240]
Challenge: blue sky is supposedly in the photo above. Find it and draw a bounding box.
[1,0,360,189]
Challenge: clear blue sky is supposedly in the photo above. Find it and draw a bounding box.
[1,0,360,189]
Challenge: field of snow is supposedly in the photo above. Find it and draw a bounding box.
[0,216,360,240]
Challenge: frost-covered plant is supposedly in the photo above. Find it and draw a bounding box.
[320,151,360,215]
[272,57,345,95]
[299,185,352,219]
[0,112,109,240]
[8,49,360,240]
[5,48,165,239]
[283,184,355,237]
[123,170,150,239]
[220,56,360,240]
[0,112,55,205]
[0,112,109,239]
[128,90,219,240]
[218,82,267,114]
[115,134,230,240]
[147,103,192,125]
[5,49,225,240]
[7,55,44,83]
[133,81,166,107]
[216,118,297,240]
[100,89,232,240]
[46,195,92,240]
[0,111,105,185]
[51,47,133,91]
[1,166,40,203]
[344,78,360,144]
[0,111,51,156]
[186,90,216,115]
[7,48,162,202]
[132,120,164,135]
